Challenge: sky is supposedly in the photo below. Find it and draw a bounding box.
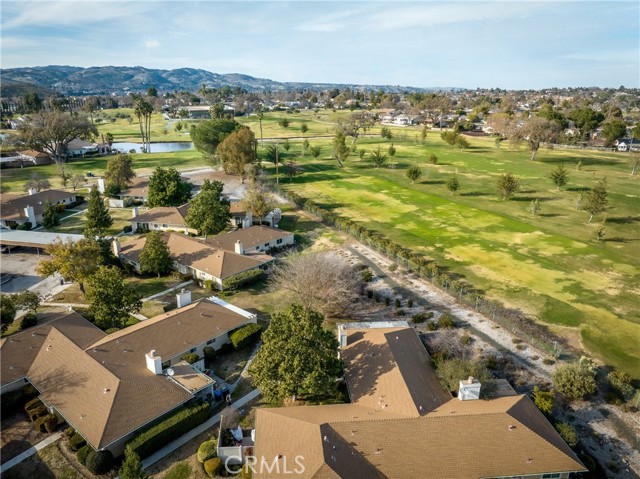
[1,0,639,90]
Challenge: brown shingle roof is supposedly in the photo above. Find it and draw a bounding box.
[204,226,291,251]
[253,326,586,478]
[0,190,76,221]
[129,204,190,226]
[119,177,149,198]
[119,232,267,280]
[1,299,254,450]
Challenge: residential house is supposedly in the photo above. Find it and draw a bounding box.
[247,322,586,479]
[0,295,257,456]
[230,201,253,228]
[615,138,640,152]
[0,189,77,228]
[116,231,273,290]
[66,139,111,157]
[130,204,195,234]
[114,177,150,205]
[204,226,294,254]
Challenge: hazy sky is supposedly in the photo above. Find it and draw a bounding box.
[2,0,638,89]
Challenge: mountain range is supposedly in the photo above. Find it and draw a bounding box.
[0,65,445,97]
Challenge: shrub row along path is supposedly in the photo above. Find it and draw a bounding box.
[0,431,63,473]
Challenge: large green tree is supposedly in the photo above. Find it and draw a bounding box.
[185,180,230,237]
[248,305,342,403]
[519,117,561,161]
[601,120,627,147]
[552,361,597,401]
[216,128,257,183]
[37,238,104,292]
[147,167,193,207]
[191,118,241,159]
[104,153,136,194]
[85,186,113,236]
[86,266,142,330]
[0,294,17,333]
[549,163,569,190]
[16,110,98,164]
[139,231,173,277]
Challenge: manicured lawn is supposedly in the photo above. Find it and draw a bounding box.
[47,207,134,236]
[263,130,640,376]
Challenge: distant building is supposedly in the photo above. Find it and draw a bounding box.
[0,189,77,228]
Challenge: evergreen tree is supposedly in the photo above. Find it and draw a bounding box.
[496,172,520,200]
[332,132,350,167]
[119,447,147,479]
[549,164,569,190]
[369,146,387,168]
[147,167,193,207]
[445,175,460,195]
[41,200,60,229]
[406,165,422,183]
[583,179,608,223]
[139,231,173,277]
[86,266,142,330]
[85,186,113,236]
[249,305,342,403]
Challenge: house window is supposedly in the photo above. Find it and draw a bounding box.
[190,348,196,353]
[264,243,269,247]
[206,339,214,345]
[276,239,283,245]
[162,224,168,228]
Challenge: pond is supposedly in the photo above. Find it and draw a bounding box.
[111,141,194,153]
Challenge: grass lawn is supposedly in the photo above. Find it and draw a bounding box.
[261,129,640,376]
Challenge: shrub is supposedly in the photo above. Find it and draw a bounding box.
[426,321,438,331]
[366,289,373,299]
[221,269,265,291]
[515,343,526,350]
[69,432,86,451]
[460,334,471,345]
[197,439,217,463]
[17,222,32,231]
[123,225,133,234]
[542,358,555,365]
[511,338,523,344]
[203,279,214,291]
[361,268,373,282]
[86,449,114,475]
[555,421,579,448]
[77,445,91,465]
[37,414,57,433]
[608,371,633,397]
[384,297,390,306]
[411,313,427,323]
[407,298,414,308]
[230,323,262,350]
[204,457,222,478]
[438,314,455,329]
[127,402,210,458]
[20,313,38,330]
[394,298,401,308]
[64,427,76,438]
[531,386,555,415]
[203,346,216,361]
[435,358,493,396]
[395,309,405,316]
[24,397,43,414]
[181,353,200,364]
[552,362,597,401]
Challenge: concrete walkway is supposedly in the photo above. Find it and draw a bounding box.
[141,388,261,470]
[0,431,63,473]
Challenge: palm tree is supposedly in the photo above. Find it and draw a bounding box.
[257,109,264,147]
[133,95,153,153]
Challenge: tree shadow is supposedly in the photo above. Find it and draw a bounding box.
[421,180,445,185]
[605,216,640,225]
[513,196,555,202]
[459,191,486,197]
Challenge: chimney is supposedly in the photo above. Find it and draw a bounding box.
[458,376,481,401]
[132,206,139,218]
[337,324,348,348]
[145,350,162,374]
[23,205,36,226]
[27,187,37,196]
[234,240,244,255]
[112,239,121,256]
[97,178,106,194]
[176,289,191,308]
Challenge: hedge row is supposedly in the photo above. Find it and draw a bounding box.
[35,414,57,433]
[126,402,211,459]
[275,186,571,357]
[221,269,265,291]
[229,323,262,350]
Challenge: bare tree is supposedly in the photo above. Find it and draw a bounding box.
[269,251,361,318]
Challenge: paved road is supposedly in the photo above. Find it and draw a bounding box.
[0,431,63,473]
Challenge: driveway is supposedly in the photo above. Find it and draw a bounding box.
[0,249,45,293]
